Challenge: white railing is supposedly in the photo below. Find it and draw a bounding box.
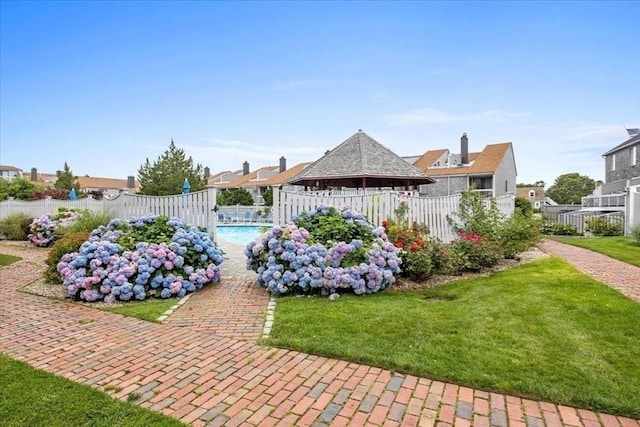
[558,211,625,235]
[272,189,515,243]
[0,187,219,241]
[581,194,625,208]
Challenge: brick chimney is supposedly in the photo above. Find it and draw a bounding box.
[242,161,250,176]
[127,176,135,189]
[30,167,37,181]
[461,133,469,165]
[279,156,286,173]
[204,166,210,179]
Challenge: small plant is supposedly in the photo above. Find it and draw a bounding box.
[0,213,33,240]
[586,216,623,236]
[103,384,122,393]
[28,208,84,247]
[62,211,112,236]
[499,212,541,258]
[450,232,502,271]
[127,392,141,402]
[542,221,579,236]
[44,231,90,283]
[631,224,640,245]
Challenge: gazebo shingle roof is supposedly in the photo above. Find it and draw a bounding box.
[288,130,435,189]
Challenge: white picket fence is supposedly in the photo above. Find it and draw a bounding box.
[1,187,516,243]
[273,188,515,242]
[0,187,219,241]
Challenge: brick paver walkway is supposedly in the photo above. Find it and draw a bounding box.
[1,241,638,426]
[539,239,640,302]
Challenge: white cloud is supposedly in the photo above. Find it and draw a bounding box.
[182,139,323,174]
[384,108,532,126]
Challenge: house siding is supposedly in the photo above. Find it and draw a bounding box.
[419,176,467,196]
[493,145,517,197]
[605,141,640,184]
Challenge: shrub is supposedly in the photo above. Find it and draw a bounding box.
[62,211,113,236]
[28,209,82,247]
[45,231,90,284]
[514,197,534,218]
[0,213,33,240]
[400,250,432,281]
[245,205,401,295]
[631,224,640,245]
[383,206,434,281]
[542,221,579,236]
[29,189,70,200]
[57,215,223,302]
[585,216,623,236]
[499,212,542,258]
[450,232,502,272]
[448,190,503,240]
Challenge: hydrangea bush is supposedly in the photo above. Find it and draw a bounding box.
[57,214,223,302]
[28,209,82,247]
[245,206,401,296]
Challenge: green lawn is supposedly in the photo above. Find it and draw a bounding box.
[100,298,180,322]
[546,235,640,267]
[268,258,640,417]
[0,253,22,266]
[0,354,184,427]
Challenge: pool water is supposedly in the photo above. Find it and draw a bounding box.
[216,225,265,246]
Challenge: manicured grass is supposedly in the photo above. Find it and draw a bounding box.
[0,353,185,427]
[0,253,22,266]
[546,235,640,267]
[100,298,180,322]
[268,258,640,417]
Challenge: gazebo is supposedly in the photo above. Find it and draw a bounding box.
[288,130,435,190]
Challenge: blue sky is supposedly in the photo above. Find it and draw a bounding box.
[1,1,639,186]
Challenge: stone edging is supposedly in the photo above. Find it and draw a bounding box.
[157,293,193,322]
[262,297,276,339]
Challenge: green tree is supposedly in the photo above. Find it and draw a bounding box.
[54,162,80,192]
[514,196,533,218]
[517,181,545,188]
[216,188,254,205]
[262,187,273,206]
[0,177,43,201]
[137,139,207,196]
[546,173,595,204]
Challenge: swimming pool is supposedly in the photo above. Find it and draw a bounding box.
[216,225,266,246]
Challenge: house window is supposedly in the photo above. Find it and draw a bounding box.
[631,146,637,166]
[528,190,535,198]
[611,154,616,171]
[505,180,508,192]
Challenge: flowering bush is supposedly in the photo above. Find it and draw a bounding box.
[245,206,401,295]
[450,231,502,271]
[56,215,223,302]
[28,209,82,247]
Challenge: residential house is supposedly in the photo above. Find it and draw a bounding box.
[207,169,243,187]
[76,175,139,198]
[412,133,517,197]
[579,130,640,234]
[258,161,313,196]
[23,167,138,198]
[516,186,546,210]
[213,160,281,204]
[601,131,640,195]
[0,165,23,181]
